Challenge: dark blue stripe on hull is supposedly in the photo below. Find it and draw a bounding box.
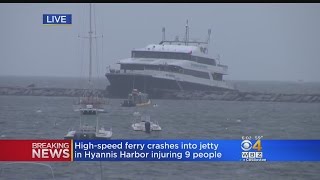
[106,73,232,98]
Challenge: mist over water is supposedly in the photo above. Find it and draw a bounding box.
[1,4,320,82]
[0,77,320,179]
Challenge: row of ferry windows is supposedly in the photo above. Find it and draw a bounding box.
[131,51,216,66]
[120,64,222,81]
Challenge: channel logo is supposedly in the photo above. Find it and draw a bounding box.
[241,139,267,162]
[241,140,252,151]
[43,14,72,25]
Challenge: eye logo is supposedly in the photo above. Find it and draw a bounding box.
[241,140,252,151]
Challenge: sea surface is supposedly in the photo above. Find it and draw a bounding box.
[0,76,320,179]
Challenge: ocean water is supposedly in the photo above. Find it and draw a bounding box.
[0,94,320,179]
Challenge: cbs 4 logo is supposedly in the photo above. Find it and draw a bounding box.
[241,139,262,151]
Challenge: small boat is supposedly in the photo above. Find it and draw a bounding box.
[73,93,107,112]
[64,104,112,140]
[72,3,107,113]
[36,109,42,113]
[65,4,112,140]
[121,89,151,107]
[131,112,161,133]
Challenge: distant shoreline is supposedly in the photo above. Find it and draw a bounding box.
[1,75,320,83]
[0,86,319,103]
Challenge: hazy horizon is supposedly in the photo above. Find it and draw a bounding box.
[1,74,319,84]
[1,3,320,82]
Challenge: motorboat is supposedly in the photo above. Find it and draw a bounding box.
[65,4,112,140]
[64,104,112,140]
[131,112,161,133]
[121,89,151,107]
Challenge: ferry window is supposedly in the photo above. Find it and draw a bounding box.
[121,64,144,70]
[184,69,210,79]
[131,51,191,60]
[212,73,222,81]
[132,51,215,66]
[145,65,159,70]
[121,63,210,79]
[191,56,216,66]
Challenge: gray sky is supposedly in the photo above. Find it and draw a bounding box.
[1,3,320,82]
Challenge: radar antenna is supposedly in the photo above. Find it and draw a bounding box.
[206,29,212,54]
[185,20,189,45]
[162,27,166,41]
[89,3,93,86]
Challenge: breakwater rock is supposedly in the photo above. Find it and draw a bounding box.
[0,86,320,103]
[161,90,320,103]
[0,86,107,97]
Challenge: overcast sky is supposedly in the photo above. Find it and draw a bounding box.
[1,3,320,82]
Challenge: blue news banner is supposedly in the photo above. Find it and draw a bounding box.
[72,140,320,162]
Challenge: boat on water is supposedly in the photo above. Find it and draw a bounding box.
[65,4,112,139]
[131,112,161,133]
[64,104,112,140]
[106,20,235,98]
[71,3,107,113]
[73,92,106,112]
[121,89,151,107]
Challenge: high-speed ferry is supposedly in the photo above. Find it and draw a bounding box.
[106,21,235,97]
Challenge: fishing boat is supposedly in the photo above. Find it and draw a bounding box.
[72,3,107,112]
[131,112,161,133]
[74,92,106,112]
[64,104,112,139]
[65,3,112,139]
[121,89,151,107]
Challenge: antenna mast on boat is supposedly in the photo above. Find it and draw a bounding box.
[162,27,166,41]
[88,3,93,87]
[185,20,189,45]
[206,29,211,54]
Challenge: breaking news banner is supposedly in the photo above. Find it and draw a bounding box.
[0,139,320,162]
[0,140,72,161]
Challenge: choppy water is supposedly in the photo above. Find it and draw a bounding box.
[0,95,320,180]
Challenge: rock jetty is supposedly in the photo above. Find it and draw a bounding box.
[0,86,319,103]
[161,90,320,103]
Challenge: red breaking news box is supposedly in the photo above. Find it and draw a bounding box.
[0,140,72,162]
